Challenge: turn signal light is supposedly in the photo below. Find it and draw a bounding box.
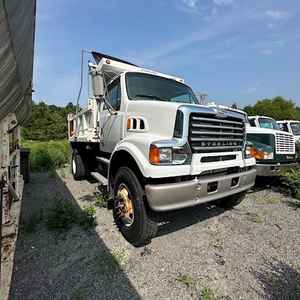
[250,147,266,160]
[149,145,160,164]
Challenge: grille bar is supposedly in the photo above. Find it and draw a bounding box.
[192,116,243,126]
[191,131,244,137]
[191,138,244,142]
[189,113,245,153]
[192,123,244,131]
[193,146,243,151]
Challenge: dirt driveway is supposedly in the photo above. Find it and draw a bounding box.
[9,169,300,300]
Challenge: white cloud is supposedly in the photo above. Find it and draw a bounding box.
[213,0,234,6]
[178,0,200,14]
[266,10,291,20]
[182,0,198,9]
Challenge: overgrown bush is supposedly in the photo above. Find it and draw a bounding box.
[281,168,300,200]
[22,140,70,172]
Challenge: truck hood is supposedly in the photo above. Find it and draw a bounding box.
[126,100,246,139]
[126,101,182,138]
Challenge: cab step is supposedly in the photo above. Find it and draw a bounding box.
[91,172,108,186]
[96,156,110,166]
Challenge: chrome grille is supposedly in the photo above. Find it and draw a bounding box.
[189,113,245,153]
[275,133,295,154]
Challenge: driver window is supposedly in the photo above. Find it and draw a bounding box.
[279,123,289,132]
[106,78,121,110]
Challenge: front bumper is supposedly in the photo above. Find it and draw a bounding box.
[256,162,298,177]
[145,168,256,211]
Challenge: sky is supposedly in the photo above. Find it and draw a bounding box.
[34,0,300,107]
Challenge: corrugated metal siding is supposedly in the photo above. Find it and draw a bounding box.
[0,0,36,124]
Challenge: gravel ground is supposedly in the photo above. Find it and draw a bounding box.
[9,169,300,300]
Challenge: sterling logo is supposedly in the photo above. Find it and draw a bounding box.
[214,109,226,118]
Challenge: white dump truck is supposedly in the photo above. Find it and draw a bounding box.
[68,52,256,246]
[247,116,297,176]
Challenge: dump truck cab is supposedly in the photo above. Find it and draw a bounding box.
[247,116,297,176]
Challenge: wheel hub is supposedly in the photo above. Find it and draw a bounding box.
[116,184,134,227]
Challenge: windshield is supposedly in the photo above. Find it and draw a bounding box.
[125,72,198,104]
[258,118,280,130]
[291,122,300,135]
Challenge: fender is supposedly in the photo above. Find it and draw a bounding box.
[109,141,150,178]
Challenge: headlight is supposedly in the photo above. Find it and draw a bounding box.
[149,143,191,165]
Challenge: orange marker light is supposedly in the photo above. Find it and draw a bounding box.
[127,118,131,130]
[149,145,160,164]
[250,147,265,160]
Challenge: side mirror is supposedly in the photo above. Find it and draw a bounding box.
[91,71,104,97]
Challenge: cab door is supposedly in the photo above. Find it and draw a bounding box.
[99,77,123,153]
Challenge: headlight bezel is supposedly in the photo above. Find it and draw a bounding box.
[149,140,192,165]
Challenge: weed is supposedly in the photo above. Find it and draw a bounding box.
[78,205,97,230]
[246,212,264,224]
[46,200,97,232]
[281,168,300,200]
[176,273,195,288]
[111,247,130,266]
[46,199,78,232]
[199,286,215,300]
[94,194,107,208]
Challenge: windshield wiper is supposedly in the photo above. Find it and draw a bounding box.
[133,94,169,101]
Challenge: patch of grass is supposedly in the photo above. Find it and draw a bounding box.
[111,247,130,266]
[246,212,264,224]
[281,167,300,200]
[176,273,196,288]
[256,194,281,205]
[45,199,97,232]
[78,205,97,230]
[22,140,70,172]
[199,286,215,300]
[46,199,78,232]
[94,194,107,208]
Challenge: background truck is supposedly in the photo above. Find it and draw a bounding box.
[68,52,256,246]
[247,116,297,176]
[277,120,300,143]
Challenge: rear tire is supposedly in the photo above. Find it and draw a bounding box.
[71,150,87,180]
[113,167,157,247]
[216,192,246,209]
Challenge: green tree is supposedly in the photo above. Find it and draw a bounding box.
[22,101,76,141]
[244,97,300,120]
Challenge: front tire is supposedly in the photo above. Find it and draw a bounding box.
[216,192,246,209]
[71,150,87,180]
[113,167,157,247]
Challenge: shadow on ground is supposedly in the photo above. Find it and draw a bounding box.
[154,204,225,238]
[9,172,141,300]
[252,257,300,300]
